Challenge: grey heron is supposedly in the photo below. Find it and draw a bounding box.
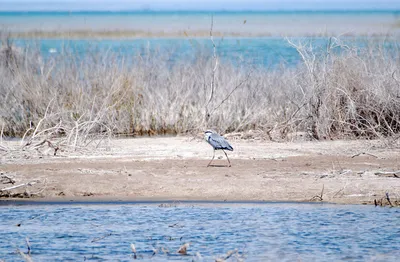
[204,130,233,167]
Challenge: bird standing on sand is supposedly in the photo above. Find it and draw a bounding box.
[204,130,233,167]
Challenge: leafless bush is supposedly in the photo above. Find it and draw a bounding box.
[287,37,400,139]
[0,35,399,145]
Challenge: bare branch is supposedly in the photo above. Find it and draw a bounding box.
[205,14,218,115]
[210,71,252,114]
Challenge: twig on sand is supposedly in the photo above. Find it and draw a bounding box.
[374,192,399,207]
[0,180,39,192]
[27,179,47,197]
[351,152,378,158]
[374,171,400,178]
[386,192,394,207]
[31,139,60,156]
[0,179,45,198]
[0,144,8,152]
[332,182,349,198]
[310,184,324,201]
[0,174,16,184]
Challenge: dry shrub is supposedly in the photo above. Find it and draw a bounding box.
[287,37,400,139]
[0,35,399,145]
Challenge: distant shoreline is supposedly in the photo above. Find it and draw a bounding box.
[5,29,400,39]
[1,10,398,38]
[0,10,399,14]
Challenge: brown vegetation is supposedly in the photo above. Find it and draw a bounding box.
[1,34,400,151]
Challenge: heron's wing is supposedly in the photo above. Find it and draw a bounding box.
[209,133,233,151]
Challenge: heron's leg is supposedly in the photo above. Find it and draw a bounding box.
[207,149,215,167]
[222,149,231,167]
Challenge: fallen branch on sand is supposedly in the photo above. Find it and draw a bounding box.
[0,179,45,198]
[374,192,399,207]
[374,171,400,178]
[310,184,324,201]
[0,173,16,184]
[386,192,394,207]
[31,139,60,156]
[0,144,8,152]
[0,180,39,191]
[351,152,378,158]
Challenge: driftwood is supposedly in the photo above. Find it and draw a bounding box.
[0,174,15,184]
[386,192,394,207]
[0,179,45,198]
[0,144,8,152]
[0,180,39,191]
[374,192,399,207]
[310,184,324,201]
[374,171,400,178]
[31,139,60,156]
[351,152,378,158]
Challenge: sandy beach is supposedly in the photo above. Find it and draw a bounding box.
[1,136,399,205]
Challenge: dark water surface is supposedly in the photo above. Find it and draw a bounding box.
[0,202,399,261]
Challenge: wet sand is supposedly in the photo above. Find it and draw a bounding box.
[1,137,399,205]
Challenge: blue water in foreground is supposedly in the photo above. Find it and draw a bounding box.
[0,202,399,261]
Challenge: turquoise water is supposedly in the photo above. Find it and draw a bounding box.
[8,37,399,68]
[0,202,399,261]
[11,37,306,67]
[1,10,399,67]
[1,10,399,35]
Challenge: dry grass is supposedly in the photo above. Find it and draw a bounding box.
[1,34,400,148]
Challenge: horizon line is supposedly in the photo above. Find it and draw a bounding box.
[0,8,399,12]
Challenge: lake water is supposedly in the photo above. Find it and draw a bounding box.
[12,37,308,67]
[1,10,399,68]
[1,10,399,36]
[6,36,398,70]
[0,202,399,261]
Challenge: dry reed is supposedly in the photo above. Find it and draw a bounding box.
[1,34,400,148]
